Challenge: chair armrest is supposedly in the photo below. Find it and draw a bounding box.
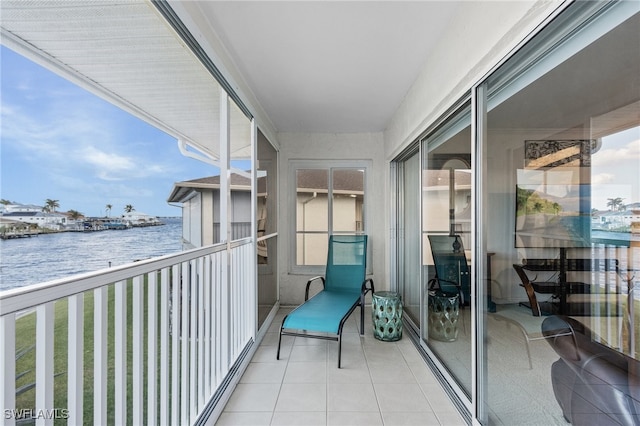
[305,276,325,301]
[361,278,375,296]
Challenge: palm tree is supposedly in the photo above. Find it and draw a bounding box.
[606,197,624,212]
[124,204,135,213]
[44,199,60,213]
[105,204,112,217]
[68,210,83,220]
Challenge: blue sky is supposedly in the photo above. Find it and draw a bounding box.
[1,46,217,217]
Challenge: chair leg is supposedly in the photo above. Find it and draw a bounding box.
[359,297,365,335]
[277,319,285,360]
[337,332,342,368]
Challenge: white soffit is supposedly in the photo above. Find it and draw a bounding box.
[0,0,226,159]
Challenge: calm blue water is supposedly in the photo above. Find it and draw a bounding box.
[0,217,183,291]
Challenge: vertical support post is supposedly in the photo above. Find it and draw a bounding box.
[180,262,189,425]
[473,82,487,425]
[197,258,205,409]
[189,260,197,422]
[250,118,258,341]
[1,314,16,426]
[220,90,231,373]
[220,91,230,245]
[147,271,157,426]
[203,255,212,396]
[171,264,181,426]
[132,275,144,425]
[160,267,170,426]
[94,287,107,425]
[35,303,54,426]
[114,281,127,424]
[68,294,84,426]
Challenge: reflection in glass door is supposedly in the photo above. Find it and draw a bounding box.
[398,151,421,326]
[395,102,473,402]
[422,103,472,397]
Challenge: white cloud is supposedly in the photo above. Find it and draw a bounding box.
[2,100,174,182]
[592,137,640,167]
[591,173,615,185]
[81,146,137,180]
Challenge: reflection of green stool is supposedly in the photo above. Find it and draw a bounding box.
[372,291,403,341]
[428,290,459,341]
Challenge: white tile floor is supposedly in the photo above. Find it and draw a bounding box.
[216,308,466,426]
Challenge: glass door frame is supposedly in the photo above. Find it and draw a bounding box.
[391,95,474,422]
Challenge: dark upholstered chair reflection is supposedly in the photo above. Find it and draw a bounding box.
[428,235,470,305]
[542,315,640,425]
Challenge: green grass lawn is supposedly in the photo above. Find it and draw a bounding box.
[13,277,167,425]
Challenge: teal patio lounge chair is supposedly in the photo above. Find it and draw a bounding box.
[277,235,374,368]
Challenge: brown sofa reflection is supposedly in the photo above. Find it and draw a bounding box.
[542,315,640,425]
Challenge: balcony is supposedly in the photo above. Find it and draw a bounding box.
[0,239,464,425]
[218,308,464,426]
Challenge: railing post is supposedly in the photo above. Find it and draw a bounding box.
[171,264,181,425]
[189,260,197,422]
[160,267,170,426]
[0,314,16,426]
[180,262,189,425]
[35,303,54,426]
[114,281,127,424]
[68,294,84,425]
[204,254,212,396]
[147,271,158,426]
[94,288,107,425]
[197,257,205,409]
[133,276,144,425]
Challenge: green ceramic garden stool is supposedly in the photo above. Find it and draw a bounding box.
[428,290,459,342]
[372,291,403,341]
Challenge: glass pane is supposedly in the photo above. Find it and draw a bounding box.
[257,129,278,329]
[296,233,328,266]
[296,169,328,232]
[332,169,365,233]
[422,103,472,397]
[399,153,422,325]
[229,100,252,241]
[481,6,639,425]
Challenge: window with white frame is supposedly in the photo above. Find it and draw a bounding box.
[292,161,368,270]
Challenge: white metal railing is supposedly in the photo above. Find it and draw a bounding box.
[0,240,255,425]
[585,244,639,359]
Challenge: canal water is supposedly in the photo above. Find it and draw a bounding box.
[0,217,182,291]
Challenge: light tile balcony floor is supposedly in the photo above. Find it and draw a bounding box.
[216,308,465,426]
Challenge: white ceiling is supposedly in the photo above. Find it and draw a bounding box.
[196,1,460,133]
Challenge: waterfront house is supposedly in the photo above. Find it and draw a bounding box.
[167,174,255,249]
[1,211,67,231]
[1,2,638,425]
[121,211,162,227]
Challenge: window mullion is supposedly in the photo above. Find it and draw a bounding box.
[328,168,333,237]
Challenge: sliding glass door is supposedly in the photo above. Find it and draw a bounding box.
[395,102,473,399]
[478,2,639,424]
[397,150,422,326]
[421,103,473,397]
